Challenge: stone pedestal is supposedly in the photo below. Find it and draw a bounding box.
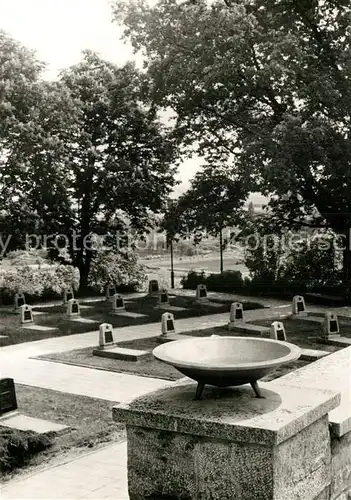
[113,380,340,500]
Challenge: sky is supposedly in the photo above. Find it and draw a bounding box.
[0,0,265,204]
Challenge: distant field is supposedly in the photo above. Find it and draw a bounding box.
[142,255,248,275]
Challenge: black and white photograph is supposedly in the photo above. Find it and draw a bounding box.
[0,0,350,498]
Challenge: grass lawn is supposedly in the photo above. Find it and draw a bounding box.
[0,295,264,347]
[1,384,124,481]
[250,315,351,344]
[35,313,344,382]
[34,346,183,381]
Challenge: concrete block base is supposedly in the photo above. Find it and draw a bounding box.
[113,380,340,500]
[93,346,151,362]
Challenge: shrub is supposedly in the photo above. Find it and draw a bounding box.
[180,270,207,289]
[0,264,80,305]
[88,248,147,293]
[0,428,52,473]
[181,270,244,293]
[206,271,244,293]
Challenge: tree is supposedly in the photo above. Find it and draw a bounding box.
[166,165,246,272]
[113,0,351,295]
[0,36,178,289]
[88,248,147,292]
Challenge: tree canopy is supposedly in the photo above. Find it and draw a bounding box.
[113,0,351,288]
[113,0,351,228]
[0,32,178,287]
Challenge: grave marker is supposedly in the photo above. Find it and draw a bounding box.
[20,304,34,324]
[106,284,116,301]
[158,289,169,306]
[148,280,159,295]
[14,293,26,310]
[112,294,125,314]
[229,302,244,323]
[322,312,340,339]
[0,378,17,415]
[67,298,80,317]
[99,323,114,346]
[63,287,74,304]
[196,284,208,301]
[292,295,307,316]
[161,312,175,334]
[270,321,287,341]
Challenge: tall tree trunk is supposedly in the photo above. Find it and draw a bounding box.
[342,228,351,303]
[219,228,224,274]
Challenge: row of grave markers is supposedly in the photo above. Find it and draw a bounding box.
[14,280,203,313]
[19,298,82,324]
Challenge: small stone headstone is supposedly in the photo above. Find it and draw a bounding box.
[63,288,74,304]
[292,295,307,316]
[0,378,17,415]
[322,312,339,339]
[270,321,286,341]
[20,304,34,324]
[196,284,208,301]
[158,289,169,306]
[148,280,159,294]
[99,323,114,346]
[67,298,80,317]
[106,284,116,301]
[112,294,125,313]
[14,293,26,310]
[161,312,175,334]
[229,302,244,322]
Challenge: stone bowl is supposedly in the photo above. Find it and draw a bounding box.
[153,336,301,399]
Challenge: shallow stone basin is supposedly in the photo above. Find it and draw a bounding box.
[153,336,301,399]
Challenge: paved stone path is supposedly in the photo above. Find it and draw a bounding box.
[0,291,344,499]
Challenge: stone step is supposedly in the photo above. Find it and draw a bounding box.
[93,346,150,361]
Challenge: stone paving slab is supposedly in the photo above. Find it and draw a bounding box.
[227,322,270,335]
[156,305,188,312]
[322,335,351,347]
[293,315,323,324]
[115,311,148,318]
[70,317,98,324]
[22,325,57,331]
[1,441,128,499]
[299,348,330,361]
[93,346,150,361]
[0,414,69,435]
